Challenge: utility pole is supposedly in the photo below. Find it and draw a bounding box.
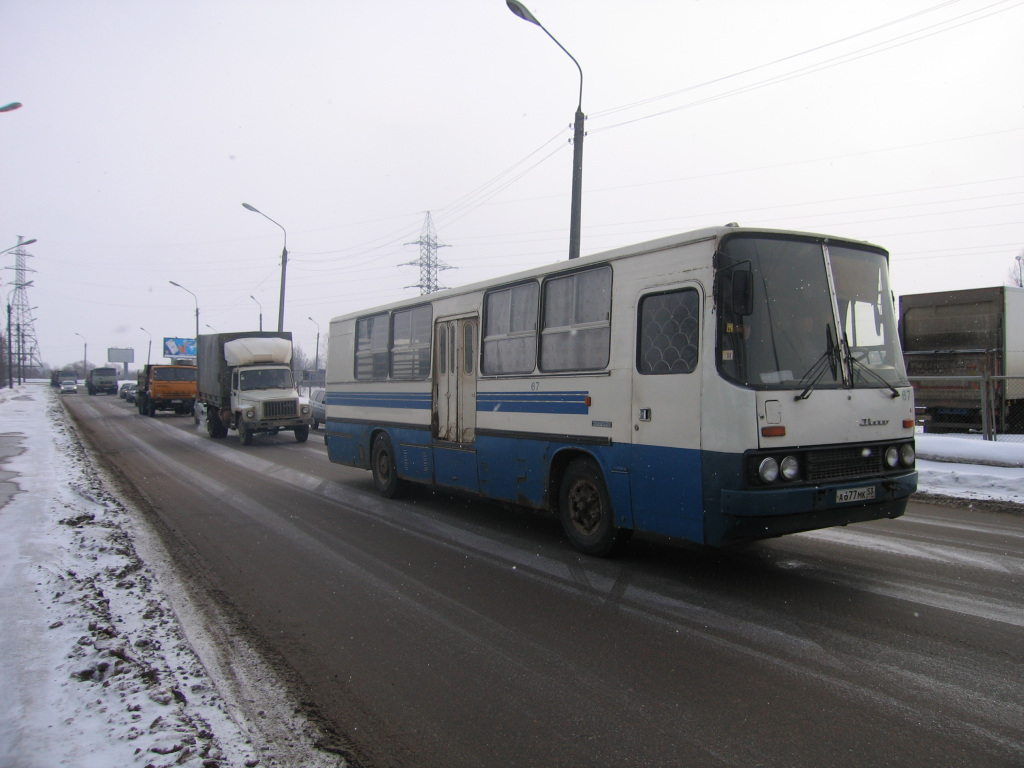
[402,212,453,295]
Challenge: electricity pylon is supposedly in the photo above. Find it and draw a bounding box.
[5,237,43,380]
[402,211,453,294]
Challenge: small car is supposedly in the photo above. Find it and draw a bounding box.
[309,389,326,430]
[59,379,78,394]
[118,382,133,398]
[124,383,138,403]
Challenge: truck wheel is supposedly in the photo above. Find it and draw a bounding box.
[238,420,253,446]
[559,457,631,557]
[147,400,157,417]
[294,426,309,443]
[371,433,403,498]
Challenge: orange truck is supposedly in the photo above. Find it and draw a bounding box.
[136,363,197,417]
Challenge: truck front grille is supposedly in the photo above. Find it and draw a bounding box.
[262,400,297,419]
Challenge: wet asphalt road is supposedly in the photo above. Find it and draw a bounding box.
[63,393,1024,768]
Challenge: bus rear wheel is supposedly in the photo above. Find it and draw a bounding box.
[559,457,630,557]
[371,433,403,498]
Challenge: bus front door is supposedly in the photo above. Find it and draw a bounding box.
[630,286,704,542]
[432,316,478,491]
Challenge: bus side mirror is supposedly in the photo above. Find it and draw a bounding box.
[732,270,753,316]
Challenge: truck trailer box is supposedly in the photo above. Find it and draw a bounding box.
[900,285,1024,432]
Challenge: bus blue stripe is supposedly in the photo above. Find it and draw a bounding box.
[327,390,590,415]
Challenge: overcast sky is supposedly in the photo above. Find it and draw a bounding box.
[2,0,1022,370]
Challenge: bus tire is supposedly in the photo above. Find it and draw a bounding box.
[371,433,402,498]
[559,457,630,557]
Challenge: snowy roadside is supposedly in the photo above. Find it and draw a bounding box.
[0,384,346,768]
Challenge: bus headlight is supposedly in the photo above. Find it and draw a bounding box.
[780,455,800,481]
[758,457,779,483]
[900,443,915,467]
[885,446,900,468]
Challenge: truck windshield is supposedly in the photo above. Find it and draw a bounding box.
[153,367,197,381]
[716,234,907,391]
[239,367,293,391]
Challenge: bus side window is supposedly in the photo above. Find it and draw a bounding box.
[540,266,611,372]
[638,288,699,374]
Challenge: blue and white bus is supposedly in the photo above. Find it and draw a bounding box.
[324,225,917,556]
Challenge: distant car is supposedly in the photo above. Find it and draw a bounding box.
[59,379,78,394]
[309,389,326,429]
[124,383,138,403]
[119,382,133,399]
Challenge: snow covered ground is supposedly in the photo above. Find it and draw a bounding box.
[1,382,1023,767]
[0,384,344,768]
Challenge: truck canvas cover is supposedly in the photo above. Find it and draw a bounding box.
[224,337,292,366]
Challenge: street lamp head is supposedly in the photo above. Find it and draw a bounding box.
[0,102,23,113]
[242,203,260,213]
[506,0,540,25]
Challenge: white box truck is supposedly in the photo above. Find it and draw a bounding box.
[197,332,312,445]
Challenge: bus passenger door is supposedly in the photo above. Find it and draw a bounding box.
[630,285,704,542]
[432,316,478,489]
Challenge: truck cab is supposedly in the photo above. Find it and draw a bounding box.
[230,362,312,444]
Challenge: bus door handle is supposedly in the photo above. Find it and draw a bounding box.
[638,408,652,422]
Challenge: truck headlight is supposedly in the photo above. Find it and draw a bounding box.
[301,405,310,415]
[245,409,255,419]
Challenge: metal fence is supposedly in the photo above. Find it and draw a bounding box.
[908,375,1024,442]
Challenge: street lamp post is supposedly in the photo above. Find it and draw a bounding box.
[507,0,585,260]
[140,327,152,366]
[250,295,263,332]
[308,316,320,375]
[1,237,37,256]
[242,204,288,331]
[74,332,87,381]
[169,281,199,354]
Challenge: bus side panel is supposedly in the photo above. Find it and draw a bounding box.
[477,435,634,527]
[326,422,368,468]
[629,443,704,542]
[433,444,478,492]
[326,422,434,485]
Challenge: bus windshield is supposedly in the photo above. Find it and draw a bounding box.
[716,234,907,391]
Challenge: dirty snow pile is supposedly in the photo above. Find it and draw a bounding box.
[0,385,344,768]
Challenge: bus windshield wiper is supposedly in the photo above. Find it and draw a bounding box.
[794,326,839,401]
[844,341,901,398]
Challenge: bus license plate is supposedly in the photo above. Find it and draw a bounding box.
[836,485,876,504]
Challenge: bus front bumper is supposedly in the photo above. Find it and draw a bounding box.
[708,471,918,546]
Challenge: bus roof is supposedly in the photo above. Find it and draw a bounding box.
[329,224,885,325]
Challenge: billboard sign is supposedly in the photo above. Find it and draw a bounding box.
[163,337,197,358]
[107,347,135,364]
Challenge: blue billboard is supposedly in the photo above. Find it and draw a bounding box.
[163,337,196,358]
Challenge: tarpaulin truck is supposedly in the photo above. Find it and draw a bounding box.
[900,285,1024,434]
[136,364,197,416]
[87,366,119,395]
[197,331,312,445]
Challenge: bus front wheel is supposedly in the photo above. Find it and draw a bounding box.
[559,458,630,557]
[371,433,403,498]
